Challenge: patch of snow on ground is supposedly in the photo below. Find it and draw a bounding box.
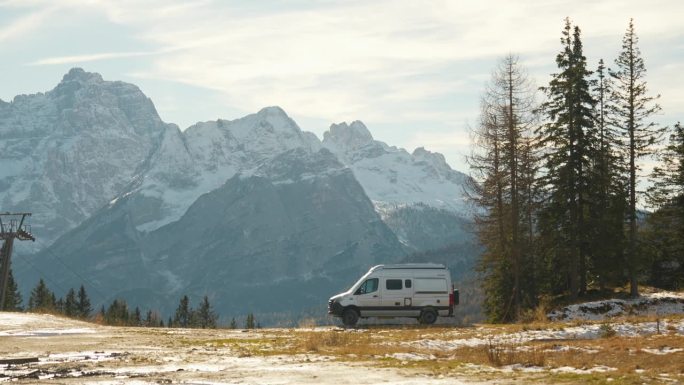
[551,365,616,374]
[406,318,684,351]
[0,312,96,337]
[642,347,684,355]
[385,352,435,361]
[548,291,684,321]
[0,327,96,337]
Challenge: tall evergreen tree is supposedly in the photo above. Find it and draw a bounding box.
[105,299,129,326]
[610,19,665,297]
[27,279,56,311]
[588,59,627,289]
[131,307,142,326]
[64,288,79,317]
[229,317,238,329]
[77,285,92,319]
[174,295,191,328]
[196,296,218,329]
[245,313,256,329]
[55,297,65,314]
[645,122,684,289]
[537,18,596,299]
[2,269,23,311]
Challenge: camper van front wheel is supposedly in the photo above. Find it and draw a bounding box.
[419,309,437,325]
[342,308,359,327]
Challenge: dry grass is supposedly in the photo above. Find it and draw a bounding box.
[484,341,546,367]
[300,330,355,352]
[172,320,684,384]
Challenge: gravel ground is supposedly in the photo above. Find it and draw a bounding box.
[0,312,498,385]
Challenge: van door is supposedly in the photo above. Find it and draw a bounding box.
[353,278,381,316]
[380,278,418,317]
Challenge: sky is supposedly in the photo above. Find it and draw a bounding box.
[1,0,683,173]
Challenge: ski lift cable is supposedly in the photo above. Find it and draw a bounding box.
[15,253,69,296]
[34,239,108,303]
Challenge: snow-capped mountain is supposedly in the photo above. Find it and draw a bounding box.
[322,120,469,213]
[6,69,475,319]
[126,106,323,233]
[322,121,471,251]
[22,107,405,317]
[0,68,170,250]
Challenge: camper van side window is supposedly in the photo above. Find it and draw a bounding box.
[355,278,379,295]
[386,279,402,290]
[405,279,412,288]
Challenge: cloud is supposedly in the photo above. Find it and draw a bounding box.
[0,6,55,42]
[28,50,162,66]
[4,0,684,172]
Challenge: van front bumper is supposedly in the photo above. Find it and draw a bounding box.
[328,299,344,316]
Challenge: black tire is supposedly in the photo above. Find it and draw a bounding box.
[419,309,437,325]
[342,308,359,327]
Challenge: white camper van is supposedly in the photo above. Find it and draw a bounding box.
[328,264,459,326]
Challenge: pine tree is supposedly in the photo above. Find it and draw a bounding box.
[588,59,627,289]
[131,307,142,326]
[467,54,539,321]
[537,18,596,299]
[2,269,23,311]
[245,313,256,329]
[196,296,218,329]
[144,310,163,328]
[610,19,665,297]
[645,122,684,288]
[229,317,238,329]
[55,297,65,314]
[64,288,79,317]
[27,279,56,312]
[105,299,129,326]
[77,285,92,319]
[174,295,191,328]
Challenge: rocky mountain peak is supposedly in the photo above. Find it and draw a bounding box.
[323,120,374,150]
[60,67,104,84]
[413,146,449,168]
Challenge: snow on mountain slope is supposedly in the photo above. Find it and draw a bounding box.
[0,68,169,249]
[128,106,324,232]
[322,121,470,216]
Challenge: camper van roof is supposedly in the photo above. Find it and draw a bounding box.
[370,263,446,271]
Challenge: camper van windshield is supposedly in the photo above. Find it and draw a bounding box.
[348,272,372,292]
[354,278,379,295]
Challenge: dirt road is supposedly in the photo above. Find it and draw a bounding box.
[0,312,490,384]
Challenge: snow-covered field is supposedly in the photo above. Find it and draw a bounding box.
[2,292,684,385]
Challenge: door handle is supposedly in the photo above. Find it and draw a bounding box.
[372,295,378,298]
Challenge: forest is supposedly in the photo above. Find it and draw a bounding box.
[468,18,684,322]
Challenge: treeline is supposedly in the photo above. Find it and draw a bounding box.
[95,294,218,328]
[468,18,684,322]
[2,274,268,329]
[3,275,226,328]
[5,277,93,318]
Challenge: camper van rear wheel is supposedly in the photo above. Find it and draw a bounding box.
[342,308,359,327]
[419,309,437,325]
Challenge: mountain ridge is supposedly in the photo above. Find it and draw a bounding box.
[3,68,476,321]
